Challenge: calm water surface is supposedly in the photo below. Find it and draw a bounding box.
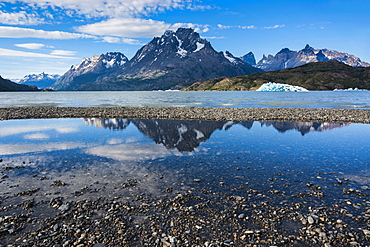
[1,118,370,245]
[1,90,370,108]
[1,118,369,199]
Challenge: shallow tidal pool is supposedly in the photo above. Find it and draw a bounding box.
[0,118,370,246]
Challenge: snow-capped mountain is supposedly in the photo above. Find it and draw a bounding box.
[81,118,349,151]
[19,72,60,89]
[261,122,349,136]
[51,52,128,90]
[255,44,370,71]
[112,28,261,90]
[52,28,262,91]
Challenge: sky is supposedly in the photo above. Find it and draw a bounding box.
[0,0,369,79]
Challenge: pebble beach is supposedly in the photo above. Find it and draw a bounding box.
[0,106,370,123]
[1,106,370,247]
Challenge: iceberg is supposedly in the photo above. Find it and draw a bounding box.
[257,82,309,92]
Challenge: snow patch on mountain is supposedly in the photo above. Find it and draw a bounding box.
[223,52,237,64]
[194,42,205,52]
[257,82,309,92]
[175,36,188,58]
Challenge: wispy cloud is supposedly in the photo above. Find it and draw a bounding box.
[202,36,225,39]
[23,133,50,140]
[0,47,76,58]
[101,36,144,45]
[50,50,76,56]
[0,142,86,155]
[264,24,285,29]
[217,24,256,30]
[0,10,44,25]
[14,43,45,49]
[0,26,94,39]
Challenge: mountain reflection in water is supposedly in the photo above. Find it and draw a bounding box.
[83,118,350,152]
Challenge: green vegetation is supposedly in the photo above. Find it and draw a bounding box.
[183,61,370,91]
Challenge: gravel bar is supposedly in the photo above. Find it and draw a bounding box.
[0,107,370,123]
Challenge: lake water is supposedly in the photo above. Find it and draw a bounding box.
[1,118,370,245]
[1,90,370,108]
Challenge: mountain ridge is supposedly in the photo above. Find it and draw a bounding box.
[253,44,370,71]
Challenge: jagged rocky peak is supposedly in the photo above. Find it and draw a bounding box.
[130,27,210,66]
[277,48,293,54]
[241,52,256,66]
[71,52,128,74]
[300,44,315,55]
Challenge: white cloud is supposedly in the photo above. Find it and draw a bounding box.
[0,47,75,58]
[170,22,209,33]
[14,43,45,49]
[0,10,44,25]
[85,143,178,161]
[218,24,256,30]
[0,124,79,137]
[0,26,94,39]
[77,17,209,40]
[50,50,76,56]
[101,36,144,45]
[240,25,256,29]
[218,24,232,29]
[76,18,171,38]
[0,142,86,155]
[23,133,50,140]
[202,36,225,39]
[264,24,285,29]
[2,0,195,19]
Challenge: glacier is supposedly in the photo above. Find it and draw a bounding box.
[257,82,309,92]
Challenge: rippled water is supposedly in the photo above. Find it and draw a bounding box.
[1,90,370,108]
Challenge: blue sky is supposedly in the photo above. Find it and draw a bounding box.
[0,0,369,79]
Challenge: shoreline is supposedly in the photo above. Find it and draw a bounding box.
[0,106,370,123]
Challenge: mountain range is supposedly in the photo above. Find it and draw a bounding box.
[51,28,262,91]
[19,72,60,89]
[183,60,370,91]
[4,28,370,92]
[243,44,370,71]
[83,118,349,151]
[0,75,40,92]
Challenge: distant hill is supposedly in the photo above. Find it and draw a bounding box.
[0,75,40,92]
[19,72,60,89]
[183,61,370,91]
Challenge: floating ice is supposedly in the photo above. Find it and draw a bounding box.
[333,88,368,91]
[257,82,309,92]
